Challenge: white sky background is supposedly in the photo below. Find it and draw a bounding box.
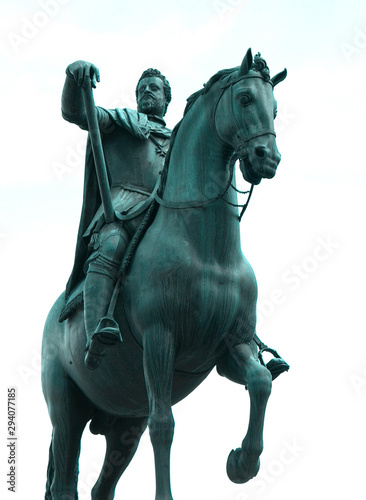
[1,0,366,498]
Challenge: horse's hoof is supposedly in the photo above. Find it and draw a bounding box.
[227,448,260,484]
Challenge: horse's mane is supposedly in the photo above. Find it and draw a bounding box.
[159,68,239,191]
[158,53,270,193]
[184,67,239,115]
[184,52,270,116]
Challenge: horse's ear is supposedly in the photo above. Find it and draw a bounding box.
[271,68,287,86]
[239,48,253,76]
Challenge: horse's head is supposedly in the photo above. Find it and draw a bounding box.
[214,49,287,185]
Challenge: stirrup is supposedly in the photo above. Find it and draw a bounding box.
[92,316,123,345]
[258,347,290,381]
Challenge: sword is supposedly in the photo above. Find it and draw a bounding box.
[82,78,115,224]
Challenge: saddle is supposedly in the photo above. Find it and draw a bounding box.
[59,198,159,323]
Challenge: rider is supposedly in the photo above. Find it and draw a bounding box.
[60,60,172,370]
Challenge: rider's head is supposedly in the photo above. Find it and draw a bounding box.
[136,69,171,117]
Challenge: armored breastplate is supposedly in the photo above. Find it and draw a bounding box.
[102,126,169,193]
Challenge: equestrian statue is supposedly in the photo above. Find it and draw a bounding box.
[42,48,289,500]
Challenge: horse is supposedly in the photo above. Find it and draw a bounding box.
[41,48,287,500]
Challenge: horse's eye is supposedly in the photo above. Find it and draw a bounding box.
[236,93,251,107]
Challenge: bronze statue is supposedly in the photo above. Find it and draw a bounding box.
[42,48,288,499]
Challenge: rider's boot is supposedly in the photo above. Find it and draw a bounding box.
[83,263,122,370]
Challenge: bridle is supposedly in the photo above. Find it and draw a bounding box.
[216,74,276,158]
[155,73,276,220]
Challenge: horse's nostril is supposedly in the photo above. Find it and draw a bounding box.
[254,146,268,159]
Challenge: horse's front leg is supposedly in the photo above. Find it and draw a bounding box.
[217,341,272,483]
[143,326,175,500]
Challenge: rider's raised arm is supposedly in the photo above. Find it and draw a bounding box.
[61,60,112,132]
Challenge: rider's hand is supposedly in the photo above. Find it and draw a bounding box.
[66,60,100,89]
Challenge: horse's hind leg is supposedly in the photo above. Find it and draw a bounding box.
[217,341,272,484]
[42,363,93,499]
[143,327,175,500]
[91,416,147,500]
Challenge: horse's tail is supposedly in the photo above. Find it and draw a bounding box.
[44,436,54,500]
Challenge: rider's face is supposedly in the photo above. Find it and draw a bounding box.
[137,77,166,117]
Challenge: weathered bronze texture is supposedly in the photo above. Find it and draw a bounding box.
[42,48,287,499]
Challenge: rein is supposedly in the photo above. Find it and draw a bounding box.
[228,181,254,222]
[154,157,254,221]
[154,154,236,210]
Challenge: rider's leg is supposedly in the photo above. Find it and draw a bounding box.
[83,221,130,369]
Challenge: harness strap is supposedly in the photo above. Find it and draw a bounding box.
[115,174,162,221]
[107,199,159,317]
[154,155,236,209]
[220,74,274,89]
[114,134,168,220]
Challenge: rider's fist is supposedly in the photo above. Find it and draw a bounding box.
[66,60,100,89]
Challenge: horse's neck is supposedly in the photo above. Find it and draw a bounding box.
[162,96,242,257]
[164,98,232,204]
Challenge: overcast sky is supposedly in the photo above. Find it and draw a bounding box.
[1,1,366,499]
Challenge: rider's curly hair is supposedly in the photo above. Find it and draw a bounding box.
[136,68,172,116]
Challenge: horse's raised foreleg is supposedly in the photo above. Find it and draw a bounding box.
[217,341,272,484]
[143,327,175,500]
[91,416,148,500]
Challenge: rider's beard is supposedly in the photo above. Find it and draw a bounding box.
[138,95,165,117]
